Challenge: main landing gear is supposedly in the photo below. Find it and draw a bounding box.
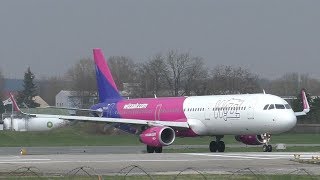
[262,133,272,152]
[146,145,163,153]
[209,135,225,152]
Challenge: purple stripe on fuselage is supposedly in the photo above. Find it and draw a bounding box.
[117,97,187,122]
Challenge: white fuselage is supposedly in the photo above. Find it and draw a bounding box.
[183,94,297,135]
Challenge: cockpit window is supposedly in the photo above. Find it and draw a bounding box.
[285,104,291,109]
[268,104,275,110]
[275,104,285,109]
[263,104,269,110]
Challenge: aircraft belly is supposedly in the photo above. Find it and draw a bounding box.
[201,117,275,135]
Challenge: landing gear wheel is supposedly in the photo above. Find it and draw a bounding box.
[209,141,218,152]
[155,147,163,153]
[262,145,273,152]
[217,141,225,152]
[147,145,155,153]
[262,145,268,152]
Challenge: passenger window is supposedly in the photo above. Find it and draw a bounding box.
[285,104,291,109]
[263,104,269,110]
[275,104,285,109]
[268,104,275,110]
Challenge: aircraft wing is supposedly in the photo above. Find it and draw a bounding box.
[57,115,190,128]
[294,89,310,117]
[44,106,102,114]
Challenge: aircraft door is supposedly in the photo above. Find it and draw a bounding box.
[247,102,255,120]
[155,104,162,121]
[205,105,211,120]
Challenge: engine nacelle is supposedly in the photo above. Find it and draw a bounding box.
[139,126,175,147]
[235,134,265,145]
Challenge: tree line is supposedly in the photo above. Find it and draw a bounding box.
[0,50,320,123]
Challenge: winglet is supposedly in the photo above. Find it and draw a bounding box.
[301,89,310,114]
[9,93,22,113]
[294,89,310,116]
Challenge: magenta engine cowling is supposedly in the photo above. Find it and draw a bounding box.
[235,134,264,145]
[139,126,175,147]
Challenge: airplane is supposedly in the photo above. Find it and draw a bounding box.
[2,93,69,131]
[8,48,310,153]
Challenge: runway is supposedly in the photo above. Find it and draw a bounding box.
[0,152,319,175]
[1,144,319,155]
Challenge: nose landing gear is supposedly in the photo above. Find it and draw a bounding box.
[261,133,272,152]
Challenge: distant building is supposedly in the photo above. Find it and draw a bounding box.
[55,90,97,108]
[55,85,137,108]
[120,83,141,98]
[32,96,49,108]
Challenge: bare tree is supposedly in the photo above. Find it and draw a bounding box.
[67,58,97,108]
[0,69,4,99]
[164,51,192,96]
[138,54,169,97]
[211,65,260,94]
[270,73,300,96]
[182,57,209,96]
[108,56,137,90]
[38,76,71,105]
[139,51,208,97]
[265,73,320,96]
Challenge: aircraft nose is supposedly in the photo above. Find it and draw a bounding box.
[278,111,297,132]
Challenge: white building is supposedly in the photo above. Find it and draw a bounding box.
[56,90,73,107]
[55,90,97,108]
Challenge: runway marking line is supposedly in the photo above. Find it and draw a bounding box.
[184,153,293,160]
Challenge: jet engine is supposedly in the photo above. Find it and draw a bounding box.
[235,134,266,145]
[139,126,175,147]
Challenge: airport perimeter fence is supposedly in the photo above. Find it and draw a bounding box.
[0,165,320,180]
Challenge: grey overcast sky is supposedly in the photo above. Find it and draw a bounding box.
[0,0,320,79]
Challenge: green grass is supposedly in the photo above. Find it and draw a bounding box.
[1,123,320,147]
[0,129,139,147]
